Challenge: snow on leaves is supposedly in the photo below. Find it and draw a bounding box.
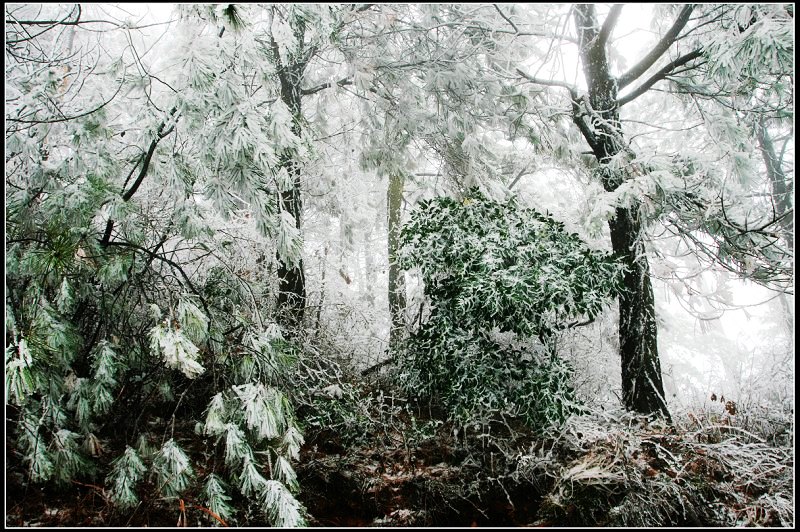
[399,189,624,426]
[277,210,304,270]
[149,321,206,379]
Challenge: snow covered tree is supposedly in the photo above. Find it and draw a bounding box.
[366,3,793,420]
[502,3,794,418]
[5,4,311,525]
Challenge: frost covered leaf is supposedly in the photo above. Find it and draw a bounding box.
[273,455,299,492]
[177,298,209,344]
[261,479,307,527]
[150,322,206,378]
[52,429,89,483]
[56,277,74,313]
[248,328,298,381]
[152,439,193,497]
[271,17,297,66]
[275,167,293,193]
[107,446,147,509]
[93,383,115,415]
[92,341,120,387]
[233,383,286,440]
[203,474,235,523]
[224,422,251,467]
[276,210,303,270]
[268,100,299,150]
[239,455,268,497]
[5,339,36,405]
[204,393,228,436]
[282,425,304,461]
[251,190,279,238]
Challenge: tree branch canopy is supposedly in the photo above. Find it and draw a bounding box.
[618,4,694,89]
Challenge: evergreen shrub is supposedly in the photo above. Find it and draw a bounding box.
[399,188,624,428]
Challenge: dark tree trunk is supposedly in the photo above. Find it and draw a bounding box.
[275,57,307,332]
[609,206,670,417]
[573,5,670,419]
[387,171,407,352]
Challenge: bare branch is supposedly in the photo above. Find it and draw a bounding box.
[618,5,695,89]
[597,4,624,49]
[5,4,80,26]
[507,164,532,190]
[617,49,704,107]
[515,67,578,96]
[105,240,211,321]
[300,77,353,96]
[5,4,81,44]
[492,4,518,33]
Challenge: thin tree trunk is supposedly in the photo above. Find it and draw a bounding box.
[387,171,407,352]
[275,59,307,332]
[757,119,794,334]
[364,221,377,307]
[756,118,793,251]
[573,4,670,419]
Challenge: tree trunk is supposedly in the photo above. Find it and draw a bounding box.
[756,118,793,251]
[756,119,794,334]
[276,60,307,332]
[573,4,670,419]
[609,206,670,417]
[387,171,407,352]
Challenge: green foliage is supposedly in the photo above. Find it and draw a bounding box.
[152,439,194,498]
[399,189,624,428]
[5,162,307,526]
[300,380,377,446]
[107,447,148,509]
[202,474,235,523]
[5,4,315,524]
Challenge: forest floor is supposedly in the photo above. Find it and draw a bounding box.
[6,400,794,527]
[296,407,794,527]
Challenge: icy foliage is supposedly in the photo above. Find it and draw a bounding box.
[399,189,624,426]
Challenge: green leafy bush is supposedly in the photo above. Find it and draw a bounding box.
[399,188,624,428]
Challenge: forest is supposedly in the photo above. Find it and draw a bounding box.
[5,3,794,527]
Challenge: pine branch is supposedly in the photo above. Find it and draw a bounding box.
[121,107,179,202]
[516,67,578,96]
[100,107,178,247]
